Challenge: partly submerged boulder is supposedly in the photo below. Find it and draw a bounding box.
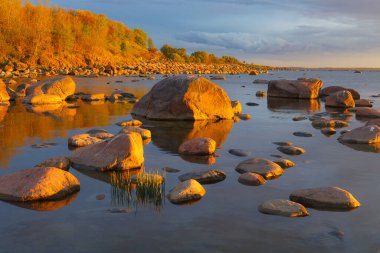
[267,79,323,99]
[167,179,206,204]
[319,86,360,100]
[325,91,355,108]
[258,199,309,217]
[25,76,76,101]
[0,167,80,201]
[178,169,226,184]
[355,108,380,118]
[235,158,283,179]
[70,133,144,171]
[339,125,380,144]
[131,76,234,120]
[35,156,71,171]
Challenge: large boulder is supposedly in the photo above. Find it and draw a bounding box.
[319,86,360,100]
[235,158,283,179]
[339,125,380,144]
[325,91,355,108]
[70,133,144,171]
[289,187,360,210]
[24,76,76,104]
[131,76,234,120]
[0,167,80,201]
[267,79,323,99]
[167,179,206,204]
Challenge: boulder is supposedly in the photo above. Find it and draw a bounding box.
[231,100,242,114]
[178,138,216,155]
[258,199,309,217]
[167,179,206,204]
[131,76,234,120]
[289,187,360,210]
[277,146,305,155]
[25,76,76,100]
[273,159,295,169]
[119,126,151,140]
[70,133,144,171]
[23,94,64,105]
[35,156,71,171]
[267,79,323,99]
[366,118,380,127]
[339,125,380,144]
[319,86,360,100]
[311,118,349,129]
[0,167,80,201]
[355,108,380,118]
[235,158,283,179]
[68,134,103,147]
[325,91,355,108]
[178,169,226,184]
[238,172,266,186]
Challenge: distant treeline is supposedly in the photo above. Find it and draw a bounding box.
[0,0,252,68]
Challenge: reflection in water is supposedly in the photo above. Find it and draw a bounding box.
[267,97,321,112]
[180,154,216,165]
[136,119,234,154]
[325,108,353,121]
[2,192,78,212]
[0,100,134,167]
[0,104,9,122]
[340,142,380,153]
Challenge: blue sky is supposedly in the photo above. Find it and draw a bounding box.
[48,0,380,67]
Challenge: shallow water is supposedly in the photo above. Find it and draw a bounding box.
[1,71,380,253]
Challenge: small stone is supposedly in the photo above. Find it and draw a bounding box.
[178,169,226,184]
[235,158,283,179]
[178,138,216,155]
[246,102,259,106]
[258,199,309,217]
[277,146,305,155]
[237,114,252,120]
[292,116,307,121]
[35,156,71,171]
[228,149,251,157]
[293,131,313,137]
[81,93,105,101]
[238,172,266,186]
[96,194,105,200]
[167,179,206,204]
[321,127,336,135]
[116,119,143,127]
[274,159,295,169]
[68,134,102,147]
[256,91,266,97]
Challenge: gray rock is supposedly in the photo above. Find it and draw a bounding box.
[258,199,309,217]
[178,169,226,184]
[238,172,266,186]
[277,146,305,155]
[235,158,283,179]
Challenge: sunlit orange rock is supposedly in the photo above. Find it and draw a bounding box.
[25,76,76,100]
[131,76,234,120]
[325,91,355,108]
[0,167,80,201]
[268,79,323,99]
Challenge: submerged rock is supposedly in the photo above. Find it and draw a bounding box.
[131,76,234,120]
[162,167,181,173]
[119,126,151,140]
[277,146,305,155]
[292,116,307,121]
[238,172,266,186]
[293,131,313,137]
[81,93,105,101]
[235,158,283,179]
[178,169,226,184]
[228,149,251,157]
[339,125,380,144]
[256,91,266,97]
[178,138,216,155]
[355,99,372,108]
[116,119,143,127]
[253,79,269,84]
[325,91,355,108]
[311,118,349,129]
[35,156,71,171]
[258,199,309,217]
[321,127,336,135]
[289,187,360,210]
[167,179,206,204]
[70,133,144,171]
[273,141,293,146]
[0,167,80,201]
[355,108,380,118]
[268,79,323,99]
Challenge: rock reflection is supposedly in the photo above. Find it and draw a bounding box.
[267,97,321,113]
[340,142,380,153]
[135,118,233,163]
[0,104,9,122]
[3,192,78,212]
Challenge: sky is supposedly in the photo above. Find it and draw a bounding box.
[47,0,380,68]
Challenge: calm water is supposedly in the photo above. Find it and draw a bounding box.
[1,71,380,253]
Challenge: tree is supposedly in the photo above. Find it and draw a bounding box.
[148,37,156,52]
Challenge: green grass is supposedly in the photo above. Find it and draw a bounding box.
[110,170,165,212]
